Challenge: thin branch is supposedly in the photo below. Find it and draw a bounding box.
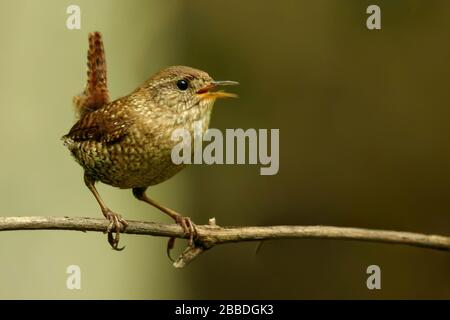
[0,216,449,268]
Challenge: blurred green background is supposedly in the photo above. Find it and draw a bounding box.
[0,0,449,299]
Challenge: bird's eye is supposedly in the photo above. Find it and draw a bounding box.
[176,79,189,91]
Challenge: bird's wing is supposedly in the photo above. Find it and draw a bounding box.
[64,102,132,144]
[73,32,110,118]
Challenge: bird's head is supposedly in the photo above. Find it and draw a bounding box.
[142,66,238,113]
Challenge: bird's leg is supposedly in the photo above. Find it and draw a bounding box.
[84,174,128,250]
[132,187,197,247]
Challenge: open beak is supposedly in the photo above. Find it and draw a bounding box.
[196,80,239,100]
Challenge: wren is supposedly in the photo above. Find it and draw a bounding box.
[63,32,238,250]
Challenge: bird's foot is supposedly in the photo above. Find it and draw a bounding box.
[175,215,197,247]
[103,209,128,251]
[167,215,197,261]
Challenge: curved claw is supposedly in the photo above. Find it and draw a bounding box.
[167,237,176,262]
[166,216,198,261]
[108,232,125,251]
[176,216,197,247]
[103,210,128,251]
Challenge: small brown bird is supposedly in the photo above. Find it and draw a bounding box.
[63,32,237,250]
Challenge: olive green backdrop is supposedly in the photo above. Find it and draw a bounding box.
[0,0,449,299]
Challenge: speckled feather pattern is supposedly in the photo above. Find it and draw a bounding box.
[63,66,216,189]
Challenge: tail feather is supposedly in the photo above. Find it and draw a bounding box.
[74,31,110,118]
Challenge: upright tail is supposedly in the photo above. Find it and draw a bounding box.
[73,31,110,118]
